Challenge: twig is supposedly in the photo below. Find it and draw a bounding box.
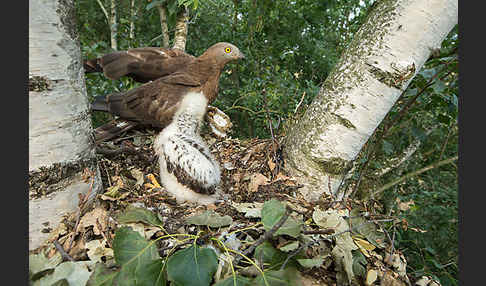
[96,218,113,248]
[302,229,335,235]
[235,206,291,265]
[53,240,75,262]
[438,124,454,161]
[95,0,110,23]
[262,89,279,177]
[67,172,95,252]
[294,92,306,114]
[100,159,112,187]
[373,155,458,196]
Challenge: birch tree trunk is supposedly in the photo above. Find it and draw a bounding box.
[110,0,118,50]
[283,0,458,202]
[157,4,170,48]
[129,0,136,45]
[172,7,189,51]
[29,0,102,250]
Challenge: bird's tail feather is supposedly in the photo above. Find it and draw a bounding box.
[91,95,109,112]
[83,58,103,73]
[94,119,138,143]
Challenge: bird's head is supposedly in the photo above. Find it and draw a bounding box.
[203,42,245,66]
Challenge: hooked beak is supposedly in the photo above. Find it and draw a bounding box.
[238,52,245,60]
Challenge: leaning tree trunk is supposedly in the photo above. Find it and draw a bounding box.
[29,0,102,250]
[172,6,189,51]
[283,0,458,202]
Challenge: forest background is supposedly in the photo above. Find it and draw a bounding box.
[76,0,458,284]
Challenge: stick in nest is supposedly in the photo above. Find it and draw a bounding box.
[234,206,292,265]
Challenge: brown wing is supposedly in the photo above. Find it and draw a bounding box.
[92,77,202,128]
[86,47,195,82]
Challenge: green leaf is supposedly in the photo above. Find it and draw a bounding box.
[86,263,119,286]
[167,0,180,16]
[261,199,302,238]
[134,259,166,286]
[185,210,233,228]
[351,249,367,278]
[296,258,324,268]
[278,241,299,252]
[51,279,69,286]
[252,267,302,286]
[254,242,287,269]
[214,275,252,286]
[29,251,62,279]
[32,261,95,286]
[432,80,447,94]
[117,206,164,228]
[113,226,162,286]
[262,199,286,229]
[382,140,394,155]
[167,245,218,286]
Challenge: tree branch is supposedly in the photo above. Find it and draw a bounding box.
[373,155,458,196]
[96,0,110,23]
[234,206,291,265]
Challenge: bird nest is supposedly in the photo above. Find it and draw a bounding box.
[30,125,417,286]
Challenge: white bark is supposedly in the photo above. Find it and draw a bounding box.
[172,7,189,51]
[129,0,136,44]
[29,0,101,250]
[110,0,118,50]
[283,0,458,201]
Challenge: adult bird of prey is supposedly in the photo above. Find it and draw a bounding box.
[84,46,195,83]
[88,43,241,142]
[90,42,245,204]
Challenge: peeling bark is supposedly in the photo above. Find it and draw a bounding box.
[172,7,189,51]
[283,0,458,202]
[29,0,102,250]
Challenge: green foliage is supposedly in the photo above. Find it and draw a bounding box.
[214,275,252,286]
[166,245,218,286]
[77,0,373,137]
[112,227,164,285]
[261,199,302,238]
[75,1,458,284]
[116,206,165,228]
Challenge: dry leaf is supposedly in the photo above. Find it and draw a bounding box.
[365,269,378,286]
[409,227,427,233]
[130,168,144,187]
[396,198,415,211]
[353,237,376,258]
[268,158,276,172]
[248,173,269,193]
[85,239,114,263]
[78,207,108,235]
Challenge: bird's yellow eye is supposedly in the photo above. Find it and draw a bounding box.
[225,47,231,53]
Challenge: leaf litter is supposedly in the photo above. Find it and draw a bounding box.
[29,127,422,286]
